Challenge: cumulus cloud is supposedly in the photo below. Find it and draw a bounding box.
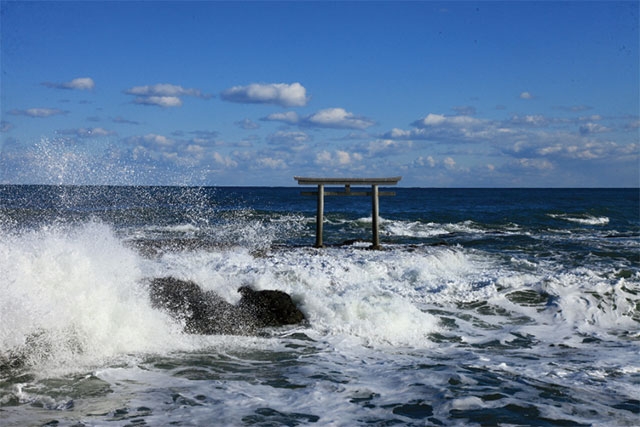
[443,157,456,169]
[315,150,363,166]
[9,108,67,118]
[133,96,183,107]
[365,139,413,157]
[213,152,238,168]
[519,91,533,100]
[306,108,375,129]
[125,83,210,107]
[42,77,95,91]
[221,82,309,107]
[380,110,637,179]
[411,113,483,128]
[264,108,375,130]
[383,113,492,143]
[415,156,437,168]
[126,83,207,98]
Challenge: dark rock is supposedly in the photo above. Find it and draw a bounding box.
[148,277,305,335]
[237,286,306,327]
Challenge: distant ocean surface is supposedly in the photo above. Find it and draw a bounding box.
[1,185,638,426]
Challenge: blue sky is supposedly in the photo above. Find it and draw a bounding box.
[1,1,638,187]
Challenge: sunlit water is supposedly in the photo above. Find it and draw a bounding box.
[1,185,638,426]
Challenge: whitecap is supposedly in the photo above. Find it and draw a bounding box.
[548,213,610,226]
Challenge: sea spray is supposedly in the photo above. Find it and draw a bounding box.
[0,222,188,374]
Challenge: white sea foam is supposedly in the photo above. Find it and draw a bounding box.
[3,218,637,376]
[1,215,638,426]
[383,218,489,238]
[548,213,610,226]
[0,222,195,374]
[145,223,199,233]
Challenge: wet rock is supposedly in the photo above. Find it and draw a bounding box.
[148,277,305,335]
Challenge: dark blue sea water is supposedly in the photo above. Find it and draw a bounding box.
[1,185,639,426]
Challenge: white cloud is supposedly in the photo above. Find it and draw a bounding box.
[221,82,309,107]
[42,77,95,90]
[306,108,375,129]
[66,77,95,90]
[412,114,482,128]
[386,114,491,143]
[213,152,238,168]
[443,157,456,169]
[386,128,413,138]
[134,96,183,107]
[365,139,413,156]
[314,149,362,166]
[125,83,209,107]
[9,108,67,118]
[417,113,447,126]
[537,145,563,155]
[263,108,375,130]
[315,150,332,164]
[126,83,206,98]
[336,151,351,165]
[509,115,548,126]
[519,91,533,100]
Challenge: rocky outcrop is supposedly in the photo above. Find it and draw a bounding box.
[148,277,305,335]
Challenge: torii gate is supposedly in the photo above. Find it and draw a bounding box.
[294,176,402,249]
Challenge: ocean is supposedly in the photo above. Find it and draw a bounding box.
[0,185,638,426]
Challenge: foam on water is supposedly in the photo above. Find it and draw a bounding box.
[383,218,490,238]
[0,221,449,376]
[0,222,204,375]
[2,218,638,372]
[548,213,610,226]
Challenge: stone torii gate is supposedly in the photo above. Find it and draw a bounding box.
[294,176,402,249]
